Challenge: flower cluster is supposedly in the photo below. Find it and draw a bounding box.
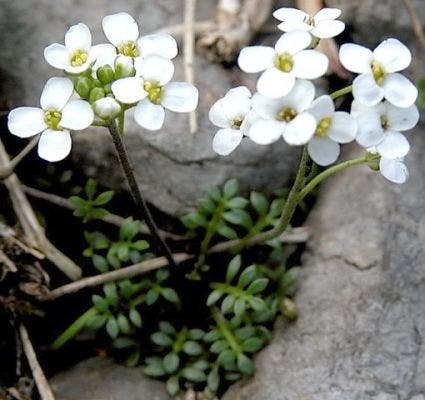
[7,12,199,162]
[209,6,419,184]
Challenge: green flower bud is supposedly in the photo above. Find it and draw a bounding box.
[96,64,115,85]
[93,79,103,88]
[366,151,381,171]
[114,55,135,79]
[104,83,112,94]
[93,97,121,120]
[89,87,106,104]
[74,77,93,99]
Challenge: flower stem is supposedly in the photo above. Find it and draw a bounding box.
[297,155,369,202]
[108,121,177,268]
[330,84,353,100]
[211,306,242,354]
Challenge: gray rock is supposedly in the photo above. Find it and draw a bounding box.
[50,357,170,400]
[222,127,425,400]
[0,0,303,216]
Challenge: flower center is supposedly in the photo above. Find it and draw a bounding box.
[117,41,139,57]
[70,49,88,67]
[144,81,164,105]
[315,117,332,137]
[277,107,297,122]
[275,53,294,73]
[231,118,243,129]
[44,109,62,130]
[303,15,316,26]
[380,115,390,131]
[371,61,387,86]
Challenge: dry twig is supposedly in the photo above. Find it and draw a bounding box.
[402,0,425,49]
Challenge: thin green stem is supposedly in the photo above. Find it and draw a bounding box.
[298,155,370,202]
[211,282,249,299]
[211,306,242,354]
[92,120,110,127]
[118,111,125,136]
[330,85,353,100]
[108,121,177,268]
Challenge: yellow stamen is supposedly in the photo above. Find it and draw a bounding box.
[231,118,243,129]
[371,60,387,86]
[44,109,62,130]
[70,50,88,67]
[117,41,139,57]
[144,81,164,105]
[315,117,332,137]
[380,115,390,130]
[277,107,297,122]
[275,53,294,73]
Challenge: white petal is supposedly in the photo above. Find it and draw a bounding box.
[91,44,117,72]
[212,128,244,155]
[327,112,357,143]
[273,8,307,22]
[44,43,70,70]
[115,55,135,77]
[111,77,146,104]
[383,73,418,108]
[64,51,96,74]
[93,97,121,119]
[8,107,47,138]
[140,55,174,85]
[275,31,312,55]
[355,111,385,148]
[249,119,285,145]
[385,103,419,131]
[284,79,316,111]
[308,95,334,120]
[238,46,275,73]
[380,158,409,184]
[161,82,199,112]
[376,131,410,159]
[102,12,139,47]
[311,20,345,39]
[134,98,165,131]
[60,100,94,130]
[373,38,411,73]
[38,129,72,162]
[314,8,342,21]
[257,68,295,99]
[350,99,375,118]
[339,43,373,74]
[137,33,178,59]
[277,21,312,33]
[352,74,384,106]
[65,23,91,52]
[308,137,340,166]
[251,93,281,120]
[40,77,74,111]
[282,112,316,145]
[240,110,260,136]
[292,50,329,79]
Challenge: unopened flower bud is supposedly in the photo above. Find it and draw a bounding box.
[93,97,121,119]
[366,151,381,171]
[114,55,135,79]
[74,77,93,99]
[281,297,298,321]
[96,64,115,85]
[89,87,106,104]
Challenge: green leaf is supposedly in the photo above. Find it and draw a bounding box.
[144,363,166,377]
[159,321,176,335]
[233,298,246,317]
[126,350,140,367]
[223,179,239,199]
[116,243,130,261]
[203,329,221,343]
[92,295,108,313]
[210,340,228,354]
[226,255,242,283]
[227,197,249,209]
[113,337,136,349]
[85,314,107,330]
[221,294,236,314]
[146,289,159,305]
[161,288,180,304]
[182,367,207,383]
[106,317,119,339]
[207,290,222,306]
[234,326,256,341]
[207,185,221,202]
[269,198,285,218]
[237,265,257,289]
[129,309,143,328]
[188,329,205,341]
[223,210,253,230]
[250,192,268,216]
[93,190,114,206]
[163,353,180,374]
[103,283,119,306]
[247,278,269,295]
[132,240,149,251]
[280,267,299,293]
[117,313,131,334]
[181,213,207,229]
[217,224,238,240]
[248,297,267,312]
[85,178,97,199]
[217,349,236,367]
[166,376,180,396]
[192,359,209,371]
[183,340,203,356]
[69,195,86,209]
[207,368,220,393]
[92,255,108,273]
[237,353,254,375]
[120,217,139,240]
[156,269,170,282]
[198,198,216,214]
[242,337,264,353]
[151,332,173,347]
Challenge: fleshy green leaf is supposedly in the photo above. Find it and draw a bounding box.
[183,340,203,356]
[207,368,220,393]
[217,224,238,240]
[106,317,119,339]
[226,255,242,283]
[223,210,253,230]
[93,190,114,206]
[161,288,180,304]
[237,265,257,289]
[250,192,268,217]
[129,309,142,328]
[207,290,222,306]
[181,213,207,229]
[207,186,221,202]
[163,353,180,374]
[247,278,269,295]
[233,298,246,317]
[242,337,264,353]
[151,332,173,347]
[159,321,176,335]
[221,294,236,314]
[166,376,180,396]
[237,353,254,375]
[223,179,239,199]
[182,367,207,383]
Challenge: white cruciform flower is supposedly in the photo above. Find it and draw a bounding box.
[7,77,94,162]
[339,39,418,108]
[44,23,96,74]
[238,31,328,99]
[209,87,259,155]
[379,156,409,184]
[249,80,316,146]
[273,7,345,39]
[306,95,357,166]
[351,100,419,159]
[111,55,199,131]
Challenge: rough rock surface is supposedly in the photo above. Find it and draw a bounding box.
[50,357,171,400]
[0,0,302,216]
[222,128,425,400]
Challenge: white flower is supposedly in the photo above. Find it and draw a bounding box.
[111,55,198,131]
[93,97,121,119]
[209,87,258,155]
[238,31,328,99]
[44,23,96,74]
[379,157,409,184]
[351,100,419,159]
[7,77,94,162]
[249,80,316,146]
[339,39,418,107]
[306,95,357,166]
[273,7,345,39]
